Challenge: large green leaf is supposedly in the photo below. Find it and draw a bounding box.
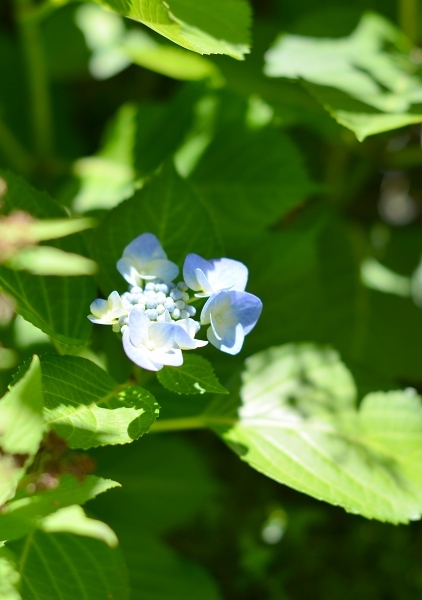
[191,94,317,240]
[14,355,159,450]
[9,530,129,600]
[207,344,422,523]
[89,0,251,59]
[0,475,119,541]
[91,161,222,293]
[92,435,218,535]
[0,171,96,345]
[264,13,422,140]
[0,357,44,505]
[72,85,202,213]
[91,436,220,598]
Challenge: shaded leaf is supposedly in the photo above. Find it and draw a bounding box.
[10,530,129,600]
[91,161,222,293]
[191,94,317,239]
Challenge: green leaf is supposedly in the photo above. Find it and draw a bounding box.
[124,31,222,82]
[121,533,222,600]
[15,355,159,450]
[191,94,317,239]
[158,355,228,395]
[91,436,220,597]
[40,505,118,548]
[264,13,422,140]
[0,475,119,541]
[0,357,44,505]
[208,344,422,523]
[6,247,98,276]
[0,171,96,346]
[88,0,251,60]
[92,435,217,535]
[72,85,201,212]
[10,530,129,600]
[0,356,44,457]
[91,161,222,293]
[0,547,21,600]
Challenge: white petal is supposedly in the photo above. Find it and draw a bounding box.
[122,328,159,371]
[90,298,108,318]
[117,257,141,286]
[144,258,179,282]
[123,233,166,263]
[128,309,151,347]
[108,290,124,311]
[207,258,248,293]
[148,322,175,351]
[149,348,183,368]
[173,325,197,350]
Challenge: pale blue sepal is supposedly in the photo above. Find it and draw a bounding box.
[183,254,248,297]
[201,290,262,355]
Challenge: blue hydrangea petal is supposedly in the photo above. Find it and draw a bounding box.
[207,321,245,355]
[123,233,166,263]
[201,290,262,355]
[183,254,212,291]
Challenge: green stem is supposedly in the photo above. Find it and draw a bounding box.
[0,119,33,175]
[399,0,418,44]
[151,415,233,433]
[14,0,54,161]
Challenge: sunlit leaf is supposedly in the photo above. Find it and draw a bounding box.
[88,0,251,59]
[0,475,119,541]
[265,13,422,140]
[207,344,422,523]
[14,355,159,450]
[0,357,44,505]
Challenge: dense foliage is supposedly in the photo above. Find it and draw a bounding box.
[1,0,422,597]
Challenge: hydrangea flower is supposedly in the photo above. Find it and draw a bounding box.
[88,233,263,370]
[117,233,179,286]
[88,291,127,331]
[201,290,262,355]
[183,254,248,297]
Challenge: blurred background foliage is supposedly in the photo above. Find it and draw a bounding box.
[2,0,422,597]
